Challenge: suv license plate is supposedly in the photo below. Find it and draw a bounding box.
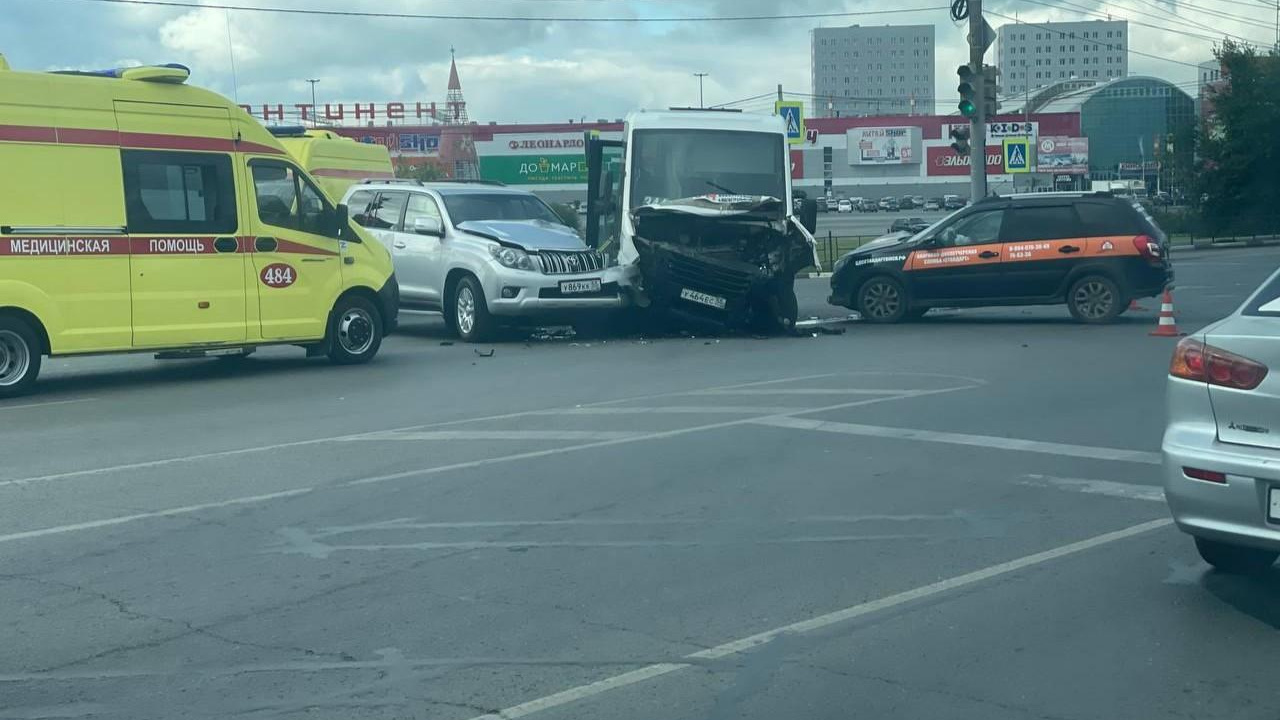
[680,288,727,310]
[559,279,601,294]
[1269,487,1280,522]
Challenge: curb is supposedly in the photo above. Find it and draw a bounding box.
[800,272,833,279]
[1170,239,1279,253]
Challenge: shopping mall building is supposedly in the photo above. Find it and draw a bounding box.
[253,74,1191,204]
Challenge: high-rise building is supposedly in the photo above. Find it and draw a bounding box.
[997,19,1128,97]
[810,24,935,118]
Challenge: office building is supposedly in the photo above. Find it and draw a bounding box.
[997,19,1129,97]
[811,24,935,117]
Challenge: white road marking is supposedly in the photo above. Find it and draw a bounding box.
[0,488,314,545]
[0,372,853,489]
[343,388,970,488]
[465,518,1173,720]
[691,388,917,396]
[0,385,978,545]
[536,406,802,415]
[0,397,97,412]
[311,514,957,533]
[342,430,644,442]
[1021,474,1165,502]
[750,416,1162,465]
[279,535,932,555]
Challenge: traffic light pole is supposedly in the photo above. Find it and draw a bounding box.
[968,0,988,201]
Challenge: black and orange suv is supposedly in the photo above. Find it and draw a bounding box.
[827,191,1173,323]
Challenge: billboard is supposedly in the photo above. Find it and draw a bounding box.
[848,126,922,165]
[1037,136,1089,175]
[926,145,1005,176]
[478,155,588,185]
[790,150,804,180]
[474,131,620,185]
[944,121,1039,140]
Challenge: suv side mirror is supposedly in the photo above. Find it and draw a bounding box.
[413,215,444,237]
[798,198,819,234]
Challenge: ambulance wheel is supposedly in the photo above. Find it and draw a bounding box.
[453,276,494,343]
[0,316,41,398]
[1067,275,1122,324]
[327,296,383,365]
[857,276,907,323]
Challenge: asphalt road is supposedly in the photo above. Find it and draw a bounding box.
[3,247,1280,720]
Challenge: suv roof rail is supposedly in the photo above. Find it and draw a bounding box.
[978,190,1118,204]
[360,178,423,186]
[428,179,508,187]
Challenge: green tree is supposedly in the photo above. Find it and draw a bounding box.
[1198,41,1280,233]
[395,161,447,182]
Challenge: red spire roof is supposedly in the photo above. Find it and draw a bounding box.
[447,56,461,91]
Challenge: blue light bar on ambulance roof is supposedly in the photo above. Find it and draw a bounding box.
[266,125,309,137]
[50,63,190,84]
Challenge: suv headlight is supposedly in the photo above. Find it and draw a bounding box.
[489,243,536,271]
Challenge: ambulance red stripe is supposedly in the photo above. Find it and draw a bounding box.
[0,123,284,155]
[1,235,337,256]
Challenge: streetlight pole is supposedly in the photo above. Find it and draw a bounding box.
[306,78,319,127]
[693,72,709,108]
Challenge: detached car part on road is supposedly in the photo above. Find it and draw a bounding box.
[827,191,1172,324]
[1163,270,1280,574]
[0,59,397,397]
[584,109,819,333]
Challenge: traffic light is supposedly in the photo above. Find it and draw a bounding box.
[982,64,1000,118]
[957,63,979,118]
[949,124,971,155]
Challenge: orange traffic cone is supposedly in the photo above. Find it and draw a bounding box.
[1128,298,1147,311]
[1150,290,1183,337]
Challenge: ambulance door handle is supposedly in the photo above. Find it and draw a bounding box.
[255,236,278,252]
[344,257,355,265]
[1059,245,1081,254]
[979,250,999,259]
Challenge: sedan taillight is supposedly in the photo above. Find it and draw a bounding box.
[1170,337,1268,390]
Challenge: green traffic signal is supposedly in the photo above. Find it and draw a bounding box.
[957,64,979,118]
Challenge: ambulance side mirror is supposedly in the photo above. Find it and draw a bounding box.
[331,203,351,240]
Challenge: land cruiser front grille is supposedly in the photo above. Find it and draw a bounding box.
[537,250,605,275]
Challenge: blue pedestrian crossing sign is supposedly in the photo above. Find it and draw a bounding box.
[1003,137,1031,174]
[775,101,805,146]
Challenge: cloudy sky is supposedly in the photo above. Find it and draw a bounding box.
[1,0,1275,124]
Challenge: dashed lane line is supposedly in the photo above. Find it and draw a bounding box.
[0,372,852,489]
[750,416,1162,465]
[464,518,1174,720]
[0,385,977,546]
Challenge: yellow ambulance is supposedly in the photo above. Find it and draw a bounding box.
[272,127,395,202]
[0,57,399,397]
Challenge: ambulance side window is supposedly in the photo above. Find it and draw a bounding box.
[122,150,237,233]
[251,161,333,237]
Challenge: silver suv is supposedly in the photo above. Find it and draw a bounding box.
[343,180,626,342]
